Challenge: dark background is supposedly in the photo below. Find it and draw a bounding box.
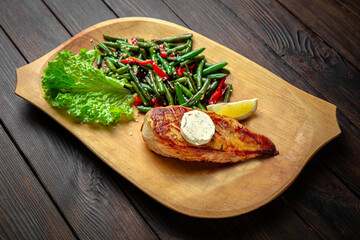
[1,0,359,239]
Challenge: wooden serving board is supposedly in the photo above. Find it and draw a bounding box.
[15,17,340,218]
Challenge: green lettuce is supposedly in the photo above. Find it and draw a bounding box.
[41,48,135,125]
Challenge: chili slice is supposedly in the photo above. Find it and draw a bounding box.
[120,57,169,80]
[131,37,138,46]
[134,95,142,106]
[159,44,168,58]
[208,77,226,105]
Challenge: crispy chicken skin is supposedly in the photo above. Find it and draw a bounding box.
[141,106,278,163]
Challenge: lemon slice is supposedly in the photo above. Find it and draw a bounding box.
[207,98,258,120]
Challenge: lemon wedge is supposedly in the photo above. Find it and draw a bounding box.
[207,98,258,120]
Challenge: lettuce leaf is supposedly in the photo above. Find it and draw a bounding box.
[41,48,135,125]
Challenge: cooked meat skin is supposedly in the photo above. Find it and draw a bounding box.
[141,106,278,163]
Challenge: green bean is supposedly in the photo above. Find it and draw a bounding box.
[177,39,192,55]
[218,68,230,74]
[204,63,230,74]
[103,34,127,42]
[166,43,178,48]
[117,41,139,52]
[204,73,228,79]
[130,82,148,106]
[94,44,102,67]
[149,47,157,62]
[145,76,161,98]
[137,52,143,60]
[140,83,154,93]
[119,45,131,58]
[105,58,117,72]
[137,106,153,112]
[202,62,228,75]
[183,72,196,94]
[224,84,232,102]
[166,55,177,61]
[132,64,139,75]
[164,84,174,106]
[170,77,187,85]
[178,83,207,110]
[120,73,131,80]
[174,83,186,105]
[129,69,152,102]
[166,40,190,54]
[140,48,147,59]
[204,62,212,68]
[204,79,220,99]
[195,59,205,89]
[179,55,205,67]
[105,57,122,68]
[150,70,165,94]
[153,33,193,43]
[136,37,144,42]
[170,48,205,66]
[145,40,158,47]
[98,42,116,57]
[116,66,129,74]
[183,78,210,107]
[104,68,111,74]
[137,42,155,49]
[102,41,119,49]
[156,53,172,75]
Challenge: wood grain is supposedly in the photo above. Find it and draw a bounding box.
[43,0,116,35]
[277,0,360,70]
[104,0,186,27]
[15,17,340,218]
[0,0,70,62]
[283,158,360,239]
[0,11,156,240]
[0,125,75,240]
[114,173,320,239]
[221,0,360,129]
[1,0,359,238]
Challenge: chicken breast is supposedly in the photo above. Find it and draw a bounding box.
[141,106,278,163]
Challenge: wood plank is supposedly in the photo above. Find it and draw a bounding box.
[0,1,156,239]
[43,0,116,35]
[221,0,360,129]
[277,0,360,69]
[114,174,320,239]
[283,155,360,239]
[0,0,70,62]
[0,125,76,240]
[103,0,186,27]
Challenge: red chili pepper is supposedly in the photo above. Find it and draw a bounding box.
[175,67,184,77]
[134,95,142,106]
[149,98,162,107]
[131,37,138,46]
[189,63,197,72]
[120,57,169,80]
[159,44,168,58]
[208,77,227,105]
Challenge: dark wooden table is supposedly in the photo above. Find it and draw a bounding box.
[1,0,359,239]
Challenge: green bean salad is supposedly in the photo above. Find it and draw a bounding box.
[94,33,232,112]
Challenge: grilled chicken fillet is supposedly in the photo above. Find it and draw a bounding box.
[141,106,278,163]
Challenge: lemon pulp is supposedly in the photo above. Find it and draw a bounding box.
[207,98,258,120]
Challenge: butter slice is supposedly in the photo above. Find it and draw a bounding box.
[180,110,215,145]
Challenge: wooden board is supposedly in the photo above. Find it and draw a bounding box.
[15,17,341,218]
